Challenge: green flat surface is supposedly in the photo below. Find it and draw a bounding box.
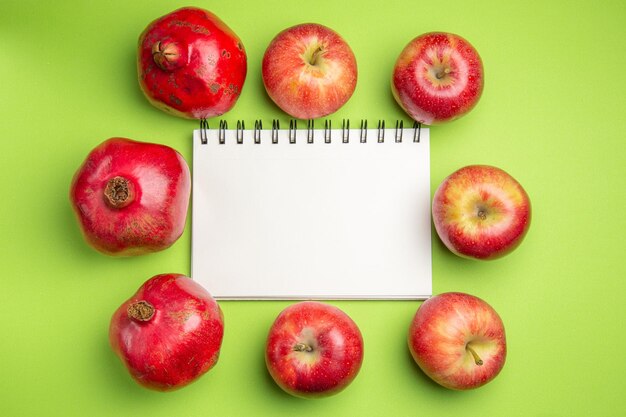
[1,0,625,416]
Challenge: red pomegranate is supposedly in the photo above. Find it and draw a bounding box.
[109,274,224,391]
[137,7,247,119]
[69,138,190,256]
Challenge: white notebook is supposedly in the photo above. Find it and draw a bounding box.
[191,121,431,299]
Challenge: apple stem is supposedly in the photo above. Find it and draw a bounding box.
[465,344,484,366]
[477,209,487,220]
[436,67,451,80]
[127,301,155,322]
[104,176,134,209]
[293,343,314,353]
[309,47,323,66]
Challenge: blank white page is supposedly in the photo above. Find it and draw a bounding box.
[191,125,431,299]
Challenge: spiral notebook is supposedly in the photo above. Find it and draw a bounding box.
[191,120,431,299]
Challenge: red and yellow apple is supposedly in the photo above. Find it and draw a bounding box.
[432,165,531,260]
[392,32,484,125]
[408,292,506,390]
[262,23,358,119]
[265,301,364,398]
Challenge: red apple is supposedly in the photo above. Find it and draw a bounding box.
[70,138,191,256]
[109,273,224,391]
[262,23,357,119]
[432,165,531,260]
[392,32,484,125]
[138,7,247,119]
[265,301,364,398]
[408,292,506,390]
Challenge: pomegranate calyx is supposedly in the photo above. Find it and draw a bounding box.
[127,300,155,322]
[104,176,134,209]
[152,40,187,71]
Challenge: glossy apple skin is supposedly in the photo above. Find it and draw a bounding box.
[70,138,191,256]
[432,165,531,260]
[138,7,247,119]
[408,292,506,390]
[392,32,484,125]
[265,301,364,398]
[109,274,224,391]
[262,23,357,119]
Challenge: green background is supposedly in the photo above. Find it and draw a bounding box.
[1,0,625,416]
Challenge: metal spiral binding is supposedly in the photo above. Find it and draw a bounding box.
[218,120,228,144]
[199,118,209,144]
[201,118,422,145]
[307,119,315,144]
[288,119,297,144]
[272,119,280,144]
[377,120,385,143]
[413,121,422,143]
[236,120,245,144]
[360,120,368,143]
[395,120,403,143]
[342,119,350,143]
[254,120,262,144]
[324,120,332,144]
